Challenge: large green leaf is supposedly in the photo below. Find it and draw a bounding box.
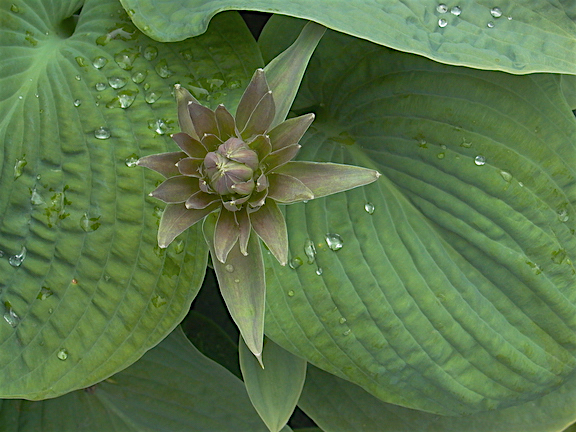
[119,0,576,75]
[0,327,273,431]
[299,364,576,432]
[0,0,262,399]
[260,16,576,415]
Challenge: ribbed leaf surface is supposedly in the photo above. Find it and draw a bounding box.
[120,0,576,74]
[261,17,576,415]
[0,0,261,399]
[299,364,576,431]
[0,327,271,431]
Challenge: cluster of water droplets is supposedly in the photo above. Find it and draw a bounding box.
[3,301,20,328]
[436,4,511,28]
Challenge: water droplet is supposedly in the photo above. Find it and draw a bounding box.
[71,278,78,285]
[304,239,316,264]
[125,153,139,167]
[154,59,174,78]
[151,295,167,307]
[14,155,27,179]
[558,208,570,222]
[75,56,87,68]
[364,202,375,214]
[490,7,502,18]
[343,329,351,336]
[131,71,147,84]
[460,138,472,148]
[37,286,53,300]
[325,233,344,251]
[438,18,448,28]
[24,30,38,46]
[507,15,512,20]
[119,90,137,109]
[10,4,19,13]
[315,267,323,276]
[287,290,295,297]
[80,213,101,232]
[114,50,137,70]
[143,45,158,61]
[3,302,20,328]
[499,170,513,182]
[487,21,495,28]
[233,278,240,283]
[9,246,26,267]
[526,260,542,275]
[57,348,69,360]
[92,56,108,69]
[95,82,107,91]
[436,3,448,13]
[145,90,162,104]
[289,257,303,269]
[225,264,234,273]
[339,317,347,324]
[108,76,127,89]
[94,127,111,140]
[437,152,445,159]
[552,249,567,265]
[148,119,170,135]
[73,99,81,107]
[474,155,486,166]
[30,187,44,205]
[451,6,462,15]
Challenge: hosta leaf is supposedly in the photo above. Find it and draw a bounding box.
[261,17,576,415]
[121,0,576,75]
[299,364,576,432]
[0,0,262,399]
[0,327,272,432]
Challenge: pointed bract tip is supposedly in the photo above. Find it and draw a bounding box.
[255,352,265,369]
[174,83,181,89]
[148,192,153,197]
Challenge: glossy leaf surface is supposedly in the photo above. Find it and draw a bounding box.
[121,0,576,75]
[0,0,262,398]
[261,16,576,415]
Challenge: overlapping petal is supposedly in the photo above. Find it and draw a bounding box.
[268,113,315,151]
[249,200,288,266]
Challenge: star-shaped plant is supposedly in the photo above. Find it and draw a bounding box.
[138,69,380,362]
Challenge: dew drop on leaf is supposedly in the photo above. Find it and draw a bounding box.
[80,213,101,232]
[95,82,107,91]
[287,290,295,297]
[92,56,108,69]
[451,6,462,16]
[3,302,20,328]
[490,7,503,18]
[499,170,513,182]
[37,286,53,300]
[10,4,19,12]
[108,76,127,89]
[124,154,139,167]
[557,208,570,222]
[289,257,303,269]
[339,317,347,324]
[155,59,174,78]
[225,264,234,273]
[118,90,137,108]
[436,3,448,13]
[94,127,111,140]
[131,71,147,84]
[304,239,316,264]
[325,233,344,251]
[364,202,375,214]
[343,329,351,336]
[487,21,495,28]
[145,90,162,104]
[142,45,158,61]
[148,119,170,135]
[9,246,26,267]
[75,56,87,67]
[73,99,81,107]
[315,267,323,276]
[57,348,69,361]
[13,155,27,179]
[438,18,448,28]
[474,155,486,166]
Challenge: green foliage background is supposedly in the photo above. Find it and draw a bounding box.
[2,0,576,430]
